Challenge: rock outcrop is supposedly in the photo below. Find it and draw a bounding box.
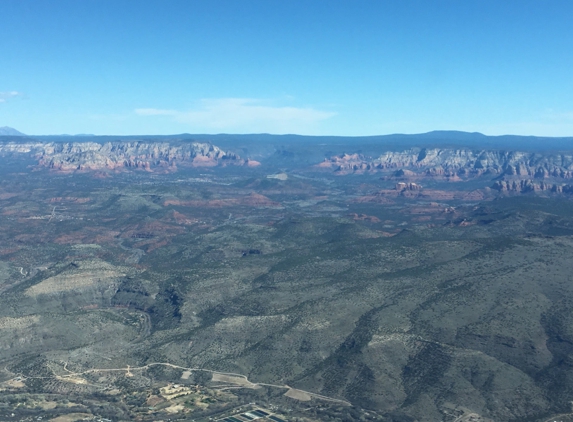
[318,148,573,181]
[0,140,247,172]
[395,182,422,191]
[492,179,573,193]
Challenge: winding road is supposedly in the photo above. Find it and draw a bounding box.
[30,361,352,406]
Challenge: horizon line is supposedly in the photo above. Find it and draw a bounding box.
[3,129,573,139]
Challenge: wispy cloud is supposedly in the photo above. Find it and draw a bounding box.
[135,98,336,133]
[0,91,24,103]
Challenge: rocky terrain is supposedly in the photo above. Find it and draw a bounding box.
[318,148,573,181]
[0,140,253,172]
[3,135,573,199]
[491,179,573,193]
[2,132,573,421]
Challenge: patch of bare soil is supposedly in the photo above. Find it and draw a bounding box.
[165,404,185,414]
[35,400,58,410]
[49,197,91,203]
[164,193,281,208]
[211,373,258,388]
[56,375,88,385]
[284,388,312,401]
[3,379,26,388]
[48,413,92,422]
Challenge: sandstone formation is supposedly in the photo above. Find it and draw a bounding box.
[492,179,573,193]
[0,140,247,172]
[318,148,573,181]
[395,182,422,191]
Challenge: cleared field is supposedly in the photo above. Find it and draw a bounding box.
[48,413,92,422]
[212,373,259,388]
[284,388,312,401]
[3,379,25,388]
[56,375,88,385]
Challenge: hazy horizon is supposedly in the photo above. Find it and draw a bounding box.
[3,126,573,140]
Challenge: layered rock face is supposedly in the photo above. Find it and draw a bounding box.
[0,141,248,172]
[492,179,573,193]
[318,148,573,180]
[395,182,422,191]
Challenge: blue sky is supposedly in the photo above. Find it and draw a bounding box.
[1,0,572,136]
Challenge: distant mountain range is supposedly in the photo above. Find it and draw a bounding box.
[0,140,258,172]
[0,126,25,136]
[2,128,573,148]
